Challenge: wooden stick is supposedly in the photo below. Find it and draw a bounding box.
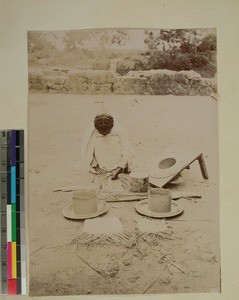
[75,251,107,278]
[143,265,167,294]
[165,260,185,274]
[30,245,45,256]
[197,154,209,179]
[152,248,185,273]
[101,100,108,114]
[52,245,64,253]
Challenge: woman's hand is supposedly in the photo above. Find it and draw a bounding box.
[112,167,123,180]
[94,165,107,175]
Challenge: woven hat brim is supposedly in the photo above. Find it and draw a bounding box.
[63,201,108,220]
[149,152,186,179]
[135,200,184,218]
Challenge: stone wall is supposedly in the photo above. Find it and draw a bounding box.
[29,68,217,96]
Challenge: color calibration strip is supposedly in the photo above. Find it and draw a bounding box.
[0,130,26,295]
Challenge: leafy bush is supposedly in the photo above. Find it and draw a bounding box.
[172,54,193,70]
[144,50,216,77]
[180,42,197,54]
[189,53,209,67]
[116,54,150,75]
[116,59,136,75]
[198,34,217,52]
[149,51,170,69]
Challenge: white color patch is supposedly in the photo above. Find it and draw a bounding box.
[7,205,12,242]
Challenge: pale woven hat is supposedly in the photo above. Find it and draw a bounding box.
[135,200,184,218]
[149,151,186,179]
[63,188,108,220]
[135,188,183,218]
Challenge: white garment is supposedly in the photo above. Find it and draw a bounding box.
[82,120,135,173]
[93,132,127,172]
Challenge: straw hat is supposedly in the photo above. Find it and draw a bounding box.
[135,188,183,218]
[63,188,108,220]
[149,151,186,179]
[136,200,183,218]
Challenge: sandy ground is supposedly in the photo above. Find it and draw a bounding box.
[28,93,220,296]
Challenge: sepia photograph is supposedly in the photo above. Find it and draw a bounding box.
[28,28,220,296]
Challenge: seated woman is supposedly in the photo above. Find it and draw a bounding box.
[82,114,135,183]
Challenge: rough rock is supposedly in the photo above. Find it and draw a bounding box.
[114,76,152,95]
[29,68,217,96]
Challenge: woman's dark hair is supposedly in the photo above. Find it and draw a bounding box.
[94,114,114,132]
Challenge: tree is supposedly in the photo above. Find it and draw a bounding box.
[28,31,57,61]
[110,30,129,46]
[63,29,129,50]
[143,29,216,76]
[144,30,162,51]
[64,30,89,50]
[144,29,206,53]
[198,34,216,52]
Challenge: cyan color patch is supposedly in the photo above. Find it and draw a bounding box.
[11,166,16,204]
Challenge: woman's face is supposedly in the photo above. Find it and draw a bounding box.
[98,128,112,136]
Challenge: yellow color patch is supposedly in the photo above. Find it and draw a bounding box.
[11,242,17,278]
